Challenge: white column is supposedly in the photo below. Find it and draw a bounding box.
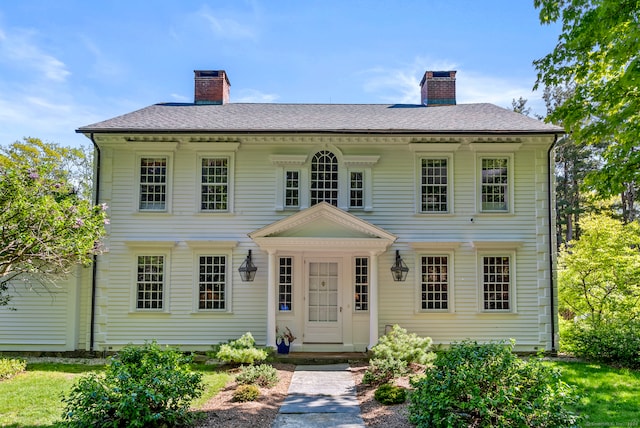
[266,250,277,348]
[369,251,379,350]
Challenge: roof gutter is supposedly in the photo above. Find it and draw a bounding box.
[76,128,562,136]
[548,134,559,353]
[89,133,100,352]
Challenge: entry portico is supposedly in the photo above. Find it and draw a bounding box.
[249,202,396,352]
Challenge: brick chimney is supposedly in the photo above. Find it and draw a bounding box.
[420,71,456,106]
[194,70,230,105]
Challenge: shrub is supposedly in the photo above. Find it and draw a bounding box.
[374,383,407,405]
[363,325,434,385]
[362,357,408,385]
[235,364,279,387]
[212,332,268,365]
[561,320,640,368]
[232,384,260,402]
[62,341,204,428]
[0,358,26,381]
[408,340,581,427]
[372,325,435,365]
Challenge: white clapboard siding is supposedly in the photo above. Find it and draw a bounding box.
[0,267,89,351]
[74,134,556,352]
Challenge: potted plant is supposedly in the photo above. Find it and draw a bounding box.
[276,326,296,354]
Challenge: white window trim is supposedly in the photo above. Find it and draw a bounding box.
[277,256,295,313]
[197,153,235,214]
[416,251,455,313]
[476,153,514,214]
[131,251,171,313]
[415,154,454,215]
[477,250,517,313]
[271,155,308,211]
[193,251,232,313]
[353,256,370,313]
[135,152,173,214]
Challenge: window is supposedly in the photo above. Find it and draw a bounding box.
[481,158,509,212]
[354,257,369,311]
[482,256,511,311]
[349,171,364,209]
[136,255,165,309]
[139,157,167,211]
[311,151,338,206]
[198,255,226,310]
[278,257,293,311]
[421,158,448,212]
[421,255,449,310]
[201,158,228,211]
[285,171,300,208]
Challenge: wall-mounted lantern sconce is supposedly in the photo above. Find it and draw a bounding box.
[390,250,409,282]
[239,250,257,282]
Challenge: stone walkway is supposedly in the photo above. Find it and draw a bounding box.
[271,363,365,428]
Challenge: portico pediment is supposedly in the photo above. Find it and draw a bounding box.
[249,202,396,252]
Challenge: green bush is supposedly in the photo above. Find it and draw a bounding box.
[0,358,26,381]
[232,384,260,402]
[363,325,434,385]
[561,320,640,368]
[211,332,268,365]
[62,341,204,428]
[362,357,408,385]
[374,383,407,405]
[372,325,435,365]
[408,340,581,427]
[236,364,279,387]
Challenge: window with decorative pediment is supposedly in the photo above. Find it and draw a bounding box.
[271,150,378,211]
[311,150,339,206]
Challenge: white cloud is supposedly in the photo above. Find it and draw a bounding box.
[360,56,545,115]
[0,27,70,82]
[234,88,279,103]
[196,5,257,40]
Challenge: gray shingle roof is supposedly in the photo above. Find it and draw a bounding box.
[77,102,562,134]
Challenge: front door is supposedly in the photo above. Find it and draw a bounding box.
[304,259,342,343]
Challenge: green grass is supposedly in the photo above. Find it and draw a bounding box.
[549,360,640,427]
[0,361,230,428]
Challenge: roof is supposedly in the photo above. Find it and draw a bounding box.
[77,102,562,135]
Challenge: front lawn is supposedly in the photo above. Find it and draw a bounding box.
[0,358,638,427]
[551,360,640,427]
[0,361,230,427]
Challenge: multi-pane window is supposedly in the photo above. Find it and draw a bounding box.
[139,158,167,210]
[136,255,164,309]
[349,171,364,209]
[278,257,293,311]
[201,158,228,211]
[421,256,449,310]
[354,257,369,311]
[483,256,510,311]
[311,151,338,206]
[285,171,300,208]
[421,158,448,212]
[481,158,508,212]
[198,256,226,310]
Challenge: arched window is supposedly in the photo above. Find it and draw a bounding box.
[311,150,338,206]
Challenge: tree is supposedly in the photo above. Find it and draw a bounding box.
[0,138,107,307]
[543,84,602,245]
[534,0,640,221]
[511,96,532,116]
[558,213,640,325]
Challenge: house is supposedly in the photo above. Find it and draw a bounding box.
[0,70,562,353]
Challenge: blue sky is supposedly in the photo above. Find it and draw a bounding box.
[0,1,560,148]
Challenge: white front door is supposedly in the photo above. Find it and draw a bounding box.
[304,259,342,343]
